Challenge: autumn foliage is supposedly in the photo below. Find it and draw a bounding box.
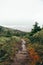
[27,44,41,65]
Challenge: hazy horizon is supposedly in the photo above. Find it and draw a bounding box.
[0,0,43,32]
[1,22,42,32]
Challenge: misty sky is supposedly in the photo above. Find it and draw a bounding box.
[0,0,43,31]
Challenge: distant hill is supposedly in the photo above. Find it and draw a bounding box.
[0,26,27,37]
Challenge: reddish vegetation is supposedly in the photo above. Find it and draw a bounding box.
[27,46,41,65]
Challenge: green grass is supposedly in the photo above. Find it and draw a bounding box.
[0,36,21,65]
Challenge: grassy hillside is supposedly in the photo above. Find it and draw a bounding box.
[31,29,43,43]
[28,29,43,43]
[0,26,27,65]
[0,36,22,65]
[26,29,43,65]
[0,26,27,37]
[0,25,43,65]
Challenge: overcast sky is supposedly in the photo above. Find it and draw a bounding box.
[0,0,43,32]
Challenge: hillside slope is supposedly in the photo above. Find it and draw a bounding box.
[32,29,43,43]
[0,26,27,37]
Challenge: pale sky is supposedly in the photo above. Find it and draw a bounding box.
[0,0,43,32]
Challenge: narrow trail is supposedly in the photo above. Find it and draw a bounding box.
[11,39,28,65]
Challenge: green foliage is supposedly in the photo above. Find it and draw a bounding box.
[6,30,12,37]
[0,26,27,37]
[30,22,41,36]
[32,30,43,43]
[0,23,43,65]
[0,36,21,65]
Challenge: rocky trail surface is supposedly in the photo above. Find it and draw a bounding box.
[11,39,29,65]
[11,39,43,65]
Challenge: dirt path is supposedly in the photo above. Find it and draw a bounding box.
[12,51,28,65]
[11,39,43,65]
[11,39,28,65]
